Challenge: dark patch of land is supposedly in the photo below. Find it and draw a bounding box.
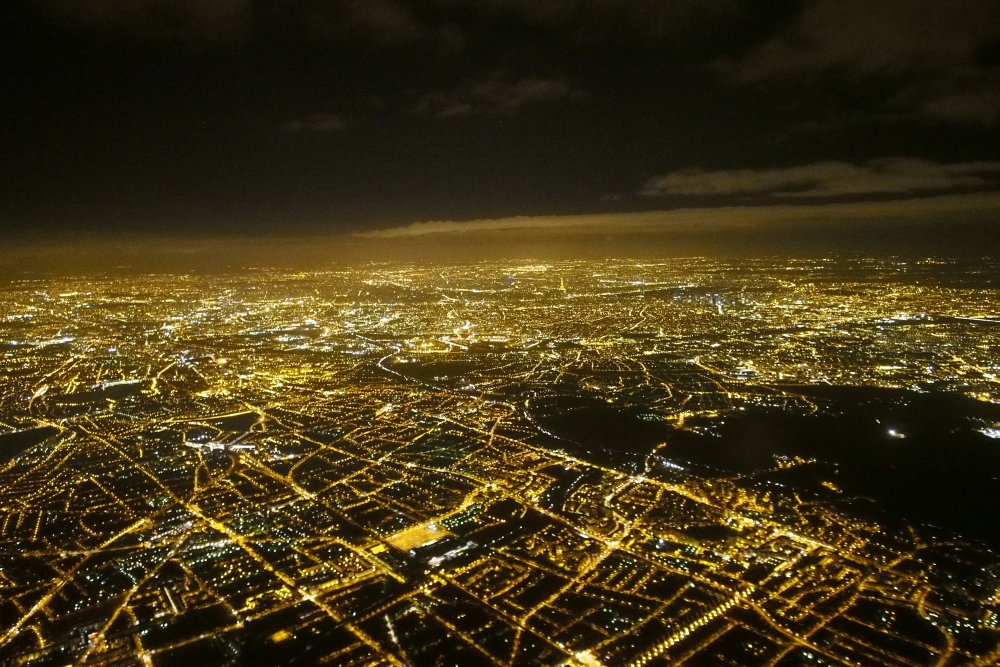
[0,426,59,464]
[663,387,1000,547]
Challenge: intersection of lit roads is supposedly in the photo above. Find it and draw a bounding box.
[1,258,999,667]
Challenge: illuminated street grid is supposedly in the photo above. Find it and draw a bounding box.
[0,258,999,667]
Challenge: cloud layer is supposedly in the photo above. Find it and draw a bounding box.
[357,191,1000,238]
[438,0,741,39]
[282,113,347,133]
[642,159,1000,198]
[35,0,735,45]
[718,0,1000,126]
[411,73,585,118]
[727,1,998,80]
[32,0,1000,126]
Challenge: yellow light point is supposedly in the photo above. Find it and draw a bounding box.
[572,650,603,667]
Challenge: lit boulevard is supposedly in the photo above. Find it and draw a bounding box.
[1,258,999,666]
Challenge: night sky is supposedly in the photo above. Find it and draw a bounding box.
[3,0,1000,257]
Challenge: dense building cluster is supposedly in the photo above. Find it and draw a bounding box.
[0,258,999,667]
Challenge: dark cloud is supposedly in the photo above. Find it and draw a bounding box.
[917,89,1000,127]
[642,159,1000,198]
[437,0,741,39]
[338,0,427,44]
[723,0,1000,81]
[282,113,347,133]
[300,0,465,50]
[33,0,739,46]
[717,0,1000,126]
[34,0,253,41]
[34,0,466,49]
[7,0,998,240]
[410,73,586,118]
